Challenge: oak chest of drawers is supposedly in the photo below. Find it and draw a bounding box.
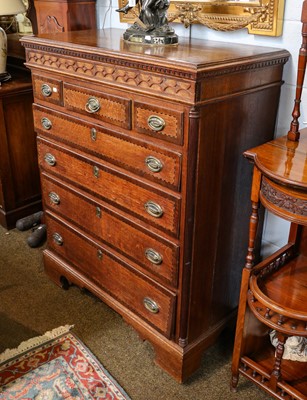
[21,29,289,382]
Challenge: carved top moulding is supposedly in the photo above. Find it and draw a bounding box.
[118,0,286,36]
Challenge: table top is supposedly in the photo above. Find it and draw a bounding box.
[244,128,307,190]
[0,67,32,95]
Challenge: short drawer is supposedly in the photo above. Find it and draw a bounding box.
[37,138,180,236]
[134,101,184,145]
[46,214,176,338]
[42,174,179,287]
[63,83,132,130]
[34,105,182,190]
[32,74,62,105]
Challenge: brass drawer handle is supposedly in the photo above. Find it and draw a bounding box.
[41,117,52,130]
[147,115,165,132]
[41,83,52,97]
[144,201,163,218]
[145,156,163,173]
[53,232,63,246]
[44,153,56,166]
[85,97,101,113]
[143,297,159,314]
[145,248,163,265]
[49,191,60,205]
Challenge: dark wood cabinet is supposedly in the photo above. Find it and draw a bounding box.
[0,69,41,229]
[33,0,96,34]
[21,29,289,382]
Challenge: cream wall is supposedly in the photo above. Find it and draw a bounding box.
[96,0,305,257]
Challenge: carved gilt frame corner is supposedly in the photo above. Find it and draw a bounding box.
[117,0,286,36]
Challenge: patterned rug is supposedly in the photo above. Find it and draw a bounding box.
[0,325,130,399]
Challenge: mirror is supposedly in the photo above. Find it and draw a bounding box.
[117,0,285,36]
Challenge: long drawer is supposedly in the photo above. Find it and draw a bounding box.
[41,173,179,287]
[33,105,182,191]
[37,137,180,236]
[46,213,176,338]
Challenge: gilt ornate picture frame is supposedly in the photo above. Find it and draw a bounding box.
[117,0,286,36]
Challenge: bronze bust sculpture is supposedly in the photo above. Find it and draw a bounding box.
[117,0,178,44]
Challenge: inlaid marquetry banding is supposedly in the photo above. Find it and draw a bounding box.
[33,75,62,104]
[25,50,194,101]
[136,108,179,139]
[261,178,307,217]
[24,44,289,80]
[64,87,127,125]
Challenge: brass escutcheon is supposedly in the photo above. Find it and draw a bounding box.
[93,166,99,178]
[90,128,97,141]
[97,249,103,260]
[96,206,102,218]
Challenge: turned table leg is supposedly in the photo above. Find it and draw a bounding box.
[231,166,262,391]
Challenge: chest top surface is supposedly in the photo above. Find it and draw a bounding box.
[21,28,289,74]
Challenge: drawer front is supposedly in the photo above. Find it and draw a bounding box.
[46,214,176,338]
[37,139,180,236]
[42,174,179,287]
[32,74,62,105]
[34,105,182,190]
[134,101,184,144]
[63,83,132,130]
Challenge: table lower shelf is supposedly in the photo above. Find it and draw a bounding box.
[240,342,307,399]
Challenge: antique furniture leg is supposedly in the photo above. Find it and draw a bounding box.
[288,0,307,141]
[269,333,286,391]
[231,166,262,391]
